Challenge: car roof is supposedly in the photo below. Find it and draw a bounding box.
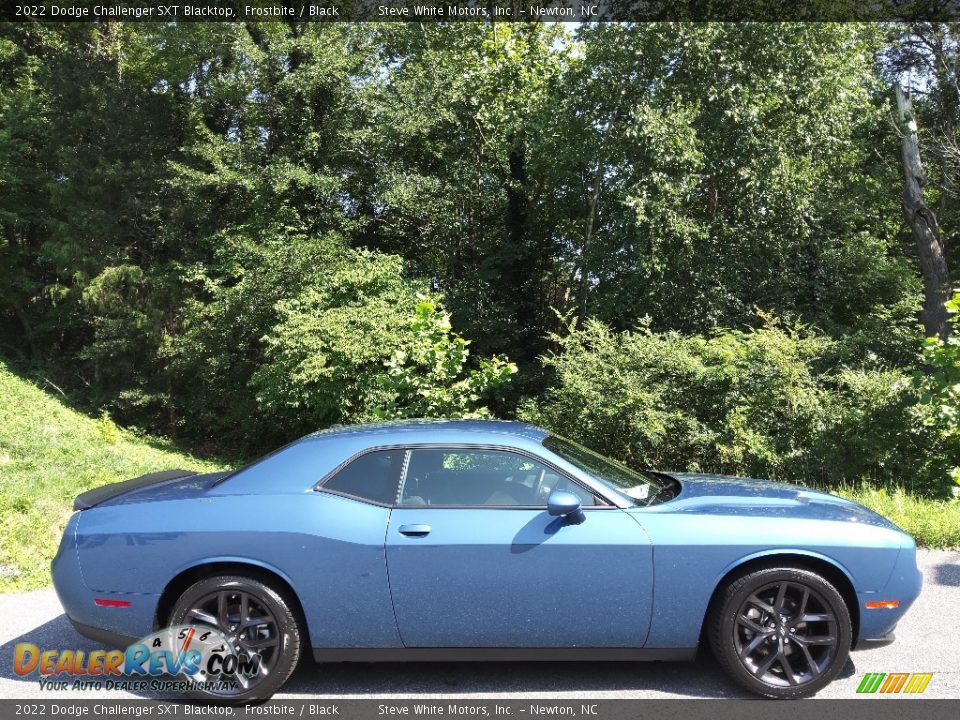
[304,419,548,444]
[215,419,633,508]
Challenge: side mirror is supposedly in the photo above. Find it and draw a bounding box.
[547,490,585,524]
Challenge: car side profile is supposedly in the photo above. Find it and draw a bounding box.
[52,420,922,700]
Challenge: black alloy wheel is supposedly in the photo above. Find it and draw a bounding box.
[169,575,301,701]
[709,566,851,698]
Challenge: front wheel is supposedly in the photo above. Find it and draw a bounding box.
[169,574,301,702]
[709,566,852,698]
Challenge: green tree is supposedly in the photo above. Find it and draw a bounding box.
[917,291,960,487]
[372,297,517,421]
[0,21,947,473]
[559,24,917,359]
[246,245,424,438]
[357,24,569,372]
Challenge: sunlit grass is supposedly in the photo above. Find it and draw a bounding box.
[838,485,960,548]
[0,362,225,592]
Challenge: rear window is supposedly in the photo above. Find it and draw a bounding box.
[322,450,403,505]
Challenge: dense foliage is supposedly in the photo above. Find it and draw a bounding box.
[0,23,957,494]
[917,291,960,487]
[522,317,948,492]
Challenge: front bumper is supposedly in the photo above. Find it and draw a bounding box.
[854,627,896,650]
[854,539,923,648]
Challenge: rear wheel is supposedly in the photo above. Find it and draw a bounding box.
[709,566,851,698]
[169,574,301,702]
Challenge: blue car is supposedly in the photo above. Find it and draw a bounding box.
[52,420,922,700]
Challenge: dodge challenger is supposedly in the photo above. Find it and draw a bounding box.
[52,420,922,700]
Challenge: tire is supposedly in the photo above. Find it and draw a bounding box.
[168,574,302,702]
[708,566,851,699]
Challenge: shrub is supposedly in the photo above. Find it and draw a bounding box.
[249,249,422,433]
[522,316,944,493]
[371,298,517,421]
[253,289,516,432]
[916,291,960,488]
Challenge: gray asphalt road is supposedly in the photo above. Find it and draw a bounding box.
[1,550,958,700]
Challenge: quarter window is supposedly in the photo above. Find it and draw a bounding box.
[322,450,402,505]
[399,448,598,507]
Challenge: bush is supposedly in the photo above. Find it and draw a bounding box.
[151,232,519,452]
[253,289,516,433]
[249,248,422,433]
[158,237,420,450]
[371,298,517,421]
[522,316,946,493]
[916,291,960,488]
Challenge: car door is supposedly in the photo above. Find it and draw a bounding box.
[385,446,653,648]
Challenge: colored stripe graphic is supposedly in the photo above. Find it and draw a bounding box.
[857,673,886,693]
[905,673,933,694]
[180,626,195,653]
[880,673,909,693]
[856,672,933,694]
[903,674,921,694]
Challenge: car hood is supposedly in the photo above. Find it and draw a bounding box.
[655,472,901,530]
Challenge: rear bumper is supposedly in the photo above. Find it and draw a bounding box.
[68,619,137,649]
[52,512,159,644]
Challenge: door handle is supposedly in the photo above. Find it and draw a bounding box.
[398,524,432,537]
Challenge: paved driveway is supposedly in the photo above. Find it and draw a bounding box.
[1,550,957,700]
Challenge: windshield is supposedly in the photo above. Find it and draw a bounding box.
[542,435,674,505]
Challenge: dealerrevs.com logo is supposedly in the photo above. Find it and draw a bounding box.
[856,672,934,695]
[13,625,259,693]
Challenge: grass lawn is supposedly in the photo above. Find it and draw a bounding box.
[0,361,225,592]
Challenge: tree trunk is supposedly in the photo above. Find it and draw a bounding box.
[9,302,35,360]
[577,168,603,325]
[895,84,951,339]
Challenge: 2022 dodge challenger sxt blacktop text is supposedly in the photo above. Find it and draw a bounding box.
[52,420,922,701]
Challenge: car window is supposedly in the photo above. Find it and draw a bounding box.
[399,448,598,507]
[322,450,402,505]
[542,435,675,506]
